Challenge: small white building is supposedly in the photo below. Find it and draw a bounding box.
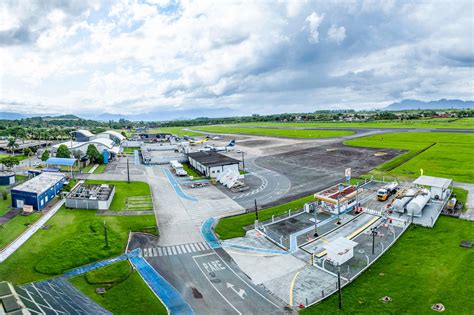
[413,175,452,200]
[187,151,240,178]
[324,237,358,265]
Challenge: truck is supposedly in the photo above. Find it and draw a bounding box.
[377,182,399,201]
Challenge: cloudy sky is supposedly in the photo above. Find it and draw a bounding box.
[0,0,473,117]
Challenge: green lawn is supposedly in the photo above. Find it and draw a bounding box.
[85,180,152,211]
[214,117,474,129]
[344,132,474,183]
[215,194,315,239]
[0,208,157,284]
[0,213,41,249]
[122,147,139,154]
[0,186,11,216]
[70,261,167,315]
[93,164,107,174]
[303,216,474,314]
[182,163,204,179]
[82,164,94,173]
[452,187,468,210]
[192,126,354,139]
[148,127,203,137]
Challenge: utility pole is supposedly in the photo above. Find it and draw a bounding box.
[313,202,318,237]
[254,199,258,221]
[241,151,245,171]
[127,157,130,184]
[104,221,109,248]
[337,264,342,309]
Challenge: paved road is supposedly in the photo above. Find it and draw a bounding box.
[454,181,474,221]
[128,233,286,314]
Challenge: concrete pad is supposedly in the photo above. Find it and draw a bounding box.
[225,249,306,285]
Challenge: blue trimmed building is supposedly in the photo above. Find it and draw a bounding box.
[11,173,66,210]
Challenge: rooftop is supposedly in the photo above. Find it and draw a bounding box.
[67,183,114,201]
[413,175,452,189]
[46,157,77,166]
[187,151,240,167]
[12,172,65,194]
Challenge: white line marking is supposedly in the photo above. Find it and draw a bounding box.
[192,252,215,258]
[185,244,192,252]
[213,250,280,309]
[192,256,241,315]
[143,248,148,257]
[189,243,197,252]
[202,242,210,249]
[162,247,168,256]
[176,245,183,254]
[157,247,163,256]
[167,247,173,255]
[171,246,177,255]
[197,242,206,251]
[152,248,158,257]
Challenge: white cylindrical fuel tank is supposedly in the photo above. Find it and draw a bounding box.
[392,189,417,213]
[406,189,431,217]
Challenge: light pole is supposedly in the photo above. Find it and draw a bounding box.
[313,203,318,237]
[371,226,378,255]
[127,157,130,184]
[254,199,258,221]
[241,151,245,171]
[337,263,342,309]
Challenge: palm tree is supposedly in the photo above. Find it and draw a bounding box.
[7,138,19,156]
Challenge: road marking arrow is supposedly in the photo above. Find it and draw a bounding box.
[226,282,247,299]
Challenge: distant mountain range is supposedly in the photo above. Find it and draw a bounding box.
[1,99,472,121]
[385,99,473,110]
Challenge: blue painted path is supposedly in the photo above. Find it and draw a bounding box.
[200,218,220,249]
[130,256,194,315]
[63,249,139,278]
[162,168,198,202]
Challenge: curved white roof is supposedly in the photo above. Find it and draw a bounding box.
[74,130,95,138]
[104,130,126,141]
[53,138,115,150]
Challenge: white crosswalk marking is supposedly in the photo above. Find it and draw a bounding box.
[196,243,206,251]
[142,242,210,258]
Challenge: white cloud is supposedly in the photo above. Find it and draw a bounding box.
[305,11,324,43]
[0,0,472,117]
[327,24,346,44]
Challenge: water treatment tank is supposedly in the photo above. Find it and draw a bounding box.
[406,189,431,217]
[392,188,416,213]
[0,171,15,186]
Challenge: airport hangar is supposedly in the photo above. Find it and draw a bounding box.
[10,172,66,210]
[187,151,240,178]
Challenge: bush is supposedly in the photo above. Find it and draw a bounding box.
[85,260,132,285]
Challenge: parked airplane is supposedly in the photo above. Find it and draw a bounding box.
[189,136,210,146]
[200,139,236,152]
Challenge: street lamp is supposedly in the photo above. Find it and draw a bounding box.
[313,203,319,237]
[371,226,379,255]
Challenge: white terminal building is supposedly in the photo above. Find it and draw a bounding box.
[51,130,124,160]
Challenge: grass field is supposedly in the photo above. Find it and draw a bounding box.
[85,180,152,211]
[148,127,202,137]
[452,187,468,210]
[82,163,95,173]
[71,261,167,315]
[211,117,474,129]
[122,147,139,154]
[303,216,474,314]
[0,212,41,249]
[215,194,315,239]
[192,126,354,138]
[0,208,157,284]
[182,163,204,179]
[344,132,474,183]
[93,164,107,174]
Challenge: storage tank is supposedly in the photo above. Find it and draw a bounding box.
[392,188,417,213]
[0,171,15,186]
[406,189,431,217]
